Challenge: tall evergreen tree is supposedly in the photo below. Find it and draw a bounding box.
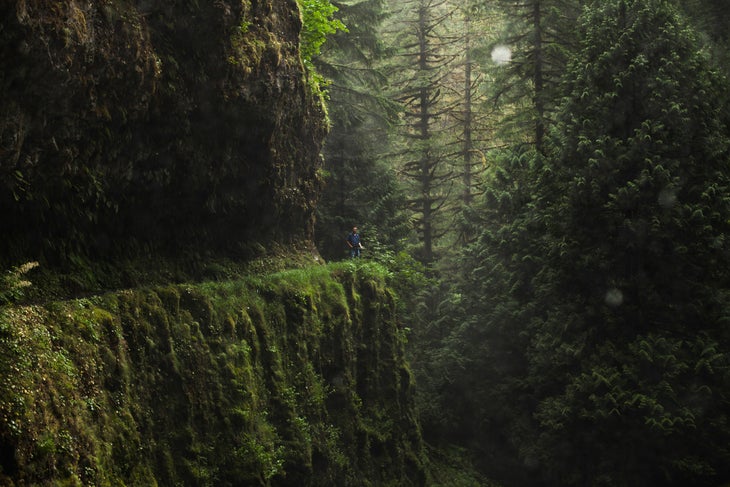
[313,0,412,260]
[449,2,498,245]
[490,0,582,151]
[451,1,730,485]
[384,0,461,265]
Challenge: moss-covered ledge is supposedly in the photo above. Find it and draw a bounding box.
[0,262,425,486]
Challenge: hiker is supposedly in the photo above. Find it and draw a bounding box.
[346,226,363,258]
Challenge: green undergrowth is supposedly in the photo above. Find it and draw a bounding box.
[0,261,426,486]
[3,243,326,306]
[423,445,501,487]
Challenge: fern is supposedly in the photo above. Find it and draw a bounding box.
[0,262,39,306]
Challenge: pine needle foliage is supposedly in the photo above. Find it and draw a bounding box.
[447,1,730,485]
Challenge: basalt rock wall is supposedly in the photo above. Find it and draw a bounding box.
[0,0,325,263]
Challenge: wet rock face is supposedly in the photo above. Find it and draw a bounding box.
[0,0,325,262]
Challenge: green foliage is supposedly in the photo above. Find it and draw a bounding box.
[312,0,411,263]
[316,157,413,262]
[383,0,463,264]
[0,264,425,486]
[298,0,347,63]
[0,262,39,305]
[434,1,730,486]
[298,0,348,95]
[425,445,501,487]
[488,0,583,149]
[678,0,730,77]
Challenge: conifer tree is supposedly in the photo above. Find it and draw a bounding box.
[452,1,730,485]
[490,0,582,151]
[529,4,730,484]
[384,0,462,265]
[450,3,497,244]
[313,0,412,260]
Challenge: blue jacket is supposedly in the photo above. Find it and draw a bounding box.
[347,232,360,247]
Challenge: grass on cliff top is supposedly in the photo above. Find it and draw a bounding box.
[0,253,425,486]
[1,243,424,310]
[1,243,334,306]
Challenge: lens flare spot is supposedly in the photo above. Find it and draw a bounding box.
[658,187,678,208]
[491,45,512,65]
[605,288,624,307]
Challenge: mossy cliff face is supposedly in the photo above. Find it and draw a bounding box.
[0,263,426,486]
[0,0,325,261]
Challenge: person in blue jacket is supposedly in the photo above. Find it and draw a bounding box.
[346,226,363,258]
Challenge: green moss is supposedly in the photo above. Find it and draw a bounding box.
[0,263,426,486]
[424,446,500,487]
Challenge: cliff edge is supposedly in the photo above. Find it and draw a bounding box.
[0,263,426,485]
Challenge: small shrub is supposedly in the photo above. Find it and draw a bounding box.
[0,262,39,305]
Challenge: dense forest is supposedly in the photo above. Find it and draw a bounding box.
[315,0,730,485]
[2,0,730,485]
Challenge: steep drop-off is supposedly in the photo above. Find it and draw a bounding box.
[0,263,426,485]
[0,0,324,263]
